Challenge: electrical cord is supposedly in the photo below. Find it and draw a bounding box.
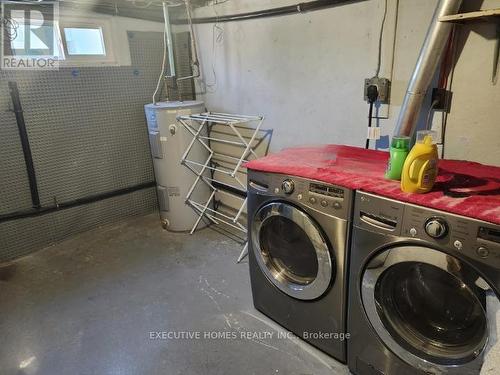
[438,27,455,90]
[426,99,439,131]
[196,0,226,93]
[176,0,202,83]
[429,25,457,157]
[365,85,379,149]
[205,23,224,92]
[365,0,386,150]
[441,25,458,158]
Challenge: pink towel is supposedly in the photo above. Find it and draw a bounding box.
[246,144,500,225]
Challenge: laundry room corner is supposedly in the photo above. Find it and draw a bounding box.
[1,0,499,374]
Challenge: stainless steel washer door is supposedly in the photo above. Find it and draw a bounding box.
[362,246,492,373]
[252,202,333,300]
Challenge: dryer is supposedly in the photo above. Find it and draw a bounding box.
[348,191,500,374]
[247,170,353,362]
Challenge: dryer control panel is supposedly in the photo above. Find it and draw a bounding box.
[248,171,352,221]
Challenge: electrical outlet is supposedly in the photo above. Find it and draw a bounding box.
[364,77,391,104]
[431,88,452,112]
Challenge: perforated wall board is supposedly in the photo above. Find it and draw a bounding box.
[0,31,193,262]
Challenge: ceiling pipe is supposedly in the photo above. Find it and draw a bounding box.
[394,0,462,138]
[171,0,366,24]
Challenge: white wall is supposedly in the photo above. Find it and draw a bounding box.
[192,0,500,166]
[444,0,500,163]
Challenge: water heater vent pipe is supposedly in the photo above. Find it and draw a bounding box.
[394,0,462,138]
[163,1,176,79]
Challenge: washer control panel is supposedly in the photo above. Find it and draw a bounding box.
[403,203,500,268]
[355,192,500,269]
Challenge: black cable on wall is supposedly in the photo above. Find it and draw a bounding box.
[3,82,156,225]
[0,181,156,224]
[8,81,41,209]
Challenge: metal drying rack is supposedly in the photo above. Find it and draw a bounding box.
[178,112,265,262]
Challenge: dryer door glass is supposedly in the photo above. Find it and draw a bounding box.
[252,202,333,300]
[362,246,491,371]
[259,215,318,284]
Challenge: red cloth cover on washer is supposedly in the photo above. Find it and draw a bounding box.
[245,145,500,225]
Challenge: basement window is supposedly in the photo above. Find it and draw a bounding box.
[63,27,106,56]
[8,13,130,67]
[59,17,119,66]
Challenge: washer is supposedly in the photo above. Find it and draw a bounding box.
[247,170,353,362]
[348,191,500,375]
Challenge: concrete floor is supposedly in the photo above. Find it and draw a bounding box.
[0,214,348,375]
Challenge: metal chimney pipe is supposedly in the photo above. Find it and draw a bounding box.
[163,2,176,78]
[394,0,462,137]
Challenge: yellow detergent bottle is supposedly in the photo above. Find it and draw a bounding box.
[401,130,439,193]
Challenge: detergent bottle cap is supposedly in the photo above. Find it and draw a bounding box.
[391,136,410,150]
[416,130,437,145]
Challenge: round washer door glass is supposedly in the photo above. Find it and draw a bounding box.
[252,202,333,300]
[362,246,491,372]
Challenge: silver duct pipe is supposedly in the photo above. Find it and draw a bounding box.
[163,2,176,78]
[394,0,462,137]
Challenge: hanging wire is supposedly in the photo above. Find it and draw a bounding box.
[441,25,458,157]
[374,0,388,77]
[205,2,225,92]
[438,27,456,90]
[426,99,439,131]
[176,0,201,82]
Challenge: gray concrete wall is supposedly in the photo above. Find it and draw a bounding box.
[192,0,500,166]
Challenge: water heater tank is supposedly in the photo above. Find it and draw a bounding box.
[145,101,210,232]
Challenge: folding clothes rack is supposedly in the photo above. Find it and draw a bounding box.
[178,112,265,262]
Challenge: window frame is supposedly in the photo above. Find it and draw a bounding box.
[58,16,118,67]
[63,26,107,57]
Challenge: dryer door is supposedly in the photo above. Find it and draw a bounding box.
[252,201,333,300]
[362,246,495,373]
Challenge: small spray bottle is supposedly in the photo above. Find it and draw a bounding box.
[385,136,410,180]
